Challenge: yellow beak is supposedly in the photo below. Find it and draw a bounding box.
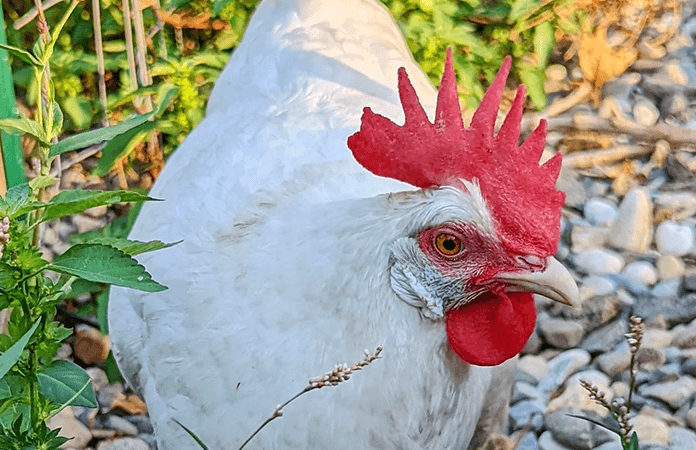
[495,257,580,308]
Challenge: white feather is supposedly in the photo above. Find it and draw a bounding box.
[108,1,516,449]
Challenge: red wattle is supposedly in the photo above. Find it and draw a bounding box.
[444,292,536,366]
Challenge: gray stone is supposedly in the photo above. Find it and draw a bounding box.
[671,319,696,348]
[511,382,543,404]
[518,354,550,383]
[670,427,696,450]
[636,347,667,372]
[682,358,696,376]
[684,269,696,292]
[538,431,574,450]
[596,341,631,377]
[557,167,588,209]
[126,416,154,435]
[521,328,542,355]
[652,278,682,298]
[687,407,696,430]
[538,317,585,349]
[663,346,683,364]
[102,415,138,436]
[539,349,592,397]
[96,437,151,450]
[516,432,539,450]
[574,249,625,276]
[656,255,685,280]
[581,318,628,353]
[640,377,696,409]
[622,261,658,286]
[633,97,661,126]
[655,221,694,256]
[633,293,696,326]
[545,408,593,450]
[509,400,545,431]
[608,273,650,295]
[609,189,653,252]
[591,440,623,450]
[584,198,618,226]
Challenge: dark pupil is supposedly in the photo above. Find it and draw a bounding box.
[442,238,457,251]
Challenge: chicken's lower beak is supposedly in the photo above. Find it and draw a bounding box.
[496,257,580,308]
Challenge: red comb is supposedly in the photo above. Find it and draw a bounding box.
[347,50,565,256]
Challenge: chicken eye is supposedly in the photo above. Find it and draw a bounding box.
[435,233,462,256]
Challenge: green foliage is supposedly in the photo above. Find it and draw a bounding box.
[0,2,171,446]
[381,0,584,110]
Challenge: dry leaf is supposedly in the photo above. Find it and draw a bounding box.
[155,10,229,30]
[111,393,148,415]
[74,325,111,365]
[578,25,637,87]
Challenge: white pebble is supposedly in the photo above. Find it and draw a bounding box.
[574,249,625,275]
[609,189,653,252]
[655,221,694,256]
[622,261,658,286]
[583,198,618,226]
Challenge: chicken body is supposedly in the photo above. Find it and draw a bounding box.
[109,0,553,448]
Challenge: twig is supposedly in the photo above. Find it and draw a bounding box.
[544,81,593,117]
[237,346,383,450]
[49,143,104,176]
[12,0,66,30]
[562,145,652,169]
[524,112,696,147]
[91,0,108,127]
[122,0,139,94]
[152,0,167,59]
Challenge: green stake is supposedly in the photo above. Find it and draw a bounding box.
[0,4,26,189]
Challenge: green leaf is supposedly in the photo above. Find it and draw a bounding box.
[37,360,97,408]
[28,175,58,191]
[91,120,155,177]
[50,244,166,292]
[49,111,155,156]
[0,44,41,67]
[61,96,93,130]
[628,432,639,450]
[0,319,40,380]
[0,117,48,145]
[104,351,124,384]
[67,236,177,256]
[533,22,554,68]
[174,418,210,450]
[0,262,18,292]
[51,101,64,139]
[518,64,547,110]
[97,290,109,334]
[41,189,158,222]
[509,0,542,23]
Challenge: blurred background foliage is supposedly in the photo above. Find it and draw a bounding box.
[1,0,586,180]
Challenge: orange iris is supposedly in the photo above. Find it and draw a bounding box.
[435,233,462,256]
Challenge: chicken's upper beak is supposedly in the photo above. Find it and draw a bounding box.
[495,257,580,308]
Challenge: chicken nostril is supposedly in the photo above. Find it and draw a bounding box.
[516,255,546,270]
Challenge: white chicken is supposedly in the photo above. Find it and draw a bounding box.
[108,0,579,449]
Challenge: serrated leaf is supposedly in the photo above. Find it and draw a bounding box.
[0,319,40,380]
[68,236,177,256]
[0,117,48,145]
[37,360,97,408]
[41,189,158,222]
[0,262,18,292]
[50,244,166,292]
[49,111,155,156]
[533,21,554,68]
[0,44,41,67]
[28,175,58,191]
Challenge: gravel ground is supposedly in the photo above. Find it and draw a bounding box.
[39,2,696,449]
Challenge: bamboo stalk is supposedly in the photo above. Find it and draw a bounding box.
[92,0,108,127]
